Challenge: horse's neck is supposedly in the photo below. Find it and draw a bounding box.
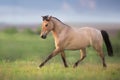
[52,19,67,38]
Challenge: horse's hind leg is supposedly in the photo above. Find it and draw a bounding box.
[98,50,107,67]
[73,48,86,68]
[93,45,107,67]
[61,51,68,67]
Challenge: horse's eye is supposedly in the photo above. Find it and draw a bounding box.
[45,24,48,27]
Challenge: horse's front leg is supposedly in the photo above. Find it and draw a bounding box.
[61,51,68,67]
[39,48,61,68]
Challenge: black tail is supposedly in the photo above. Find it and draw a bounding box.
[101,30,113,56]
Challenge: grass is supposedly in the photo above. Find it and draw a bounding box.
[0,61,120,80]
[0,31,120,80]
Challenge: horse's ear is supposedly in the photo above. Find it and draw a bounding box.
[41,15,48,21]
[48,16,52,21]
[41,15,52,21]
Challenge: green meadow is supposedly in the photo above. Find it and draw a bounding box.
[0,28,120,80]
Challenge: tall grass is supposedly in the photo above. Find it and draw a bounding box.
[0,61,120,80]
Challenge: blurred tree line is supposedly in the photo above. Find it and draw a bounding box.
[1,27,41,35]
[0,27,120,57]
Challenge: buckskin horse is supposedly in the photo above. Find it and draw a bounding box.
[39,15,113,68]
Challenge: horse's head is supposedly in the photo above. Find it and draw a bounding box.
[40,15,54,39]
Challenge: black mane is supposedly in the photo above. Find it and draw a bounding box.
[52,17,69,26]
[42,15,70,27]
[52,17,62,22]
[42,15,62,22]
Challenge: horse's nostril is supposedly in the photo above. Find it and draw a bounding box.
[41,35,46,39]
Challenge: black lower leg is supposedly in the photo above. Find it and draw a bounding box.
[102,57,107,67]
[39,54,53,68]
[73,56,86,68]
[73,60,80,68]
[61,57,68,67]
[61,52,68,67]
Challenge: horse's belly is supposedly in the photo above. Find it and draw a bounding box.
[65,41,89,50]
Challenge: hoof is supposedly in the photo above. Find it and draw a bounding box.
[39,63,44,68]
[103,63,107,67]
[73,65,77,68]
[73,63,78,68]
[65,65,69,68]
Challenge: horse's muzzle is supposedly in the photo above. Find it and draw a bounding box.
[41,35,47,39]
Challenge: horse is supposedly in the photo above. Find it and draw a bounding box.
[39,15,113,68]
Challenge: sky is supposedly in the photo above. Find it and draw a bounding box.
[0,0,120,24]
